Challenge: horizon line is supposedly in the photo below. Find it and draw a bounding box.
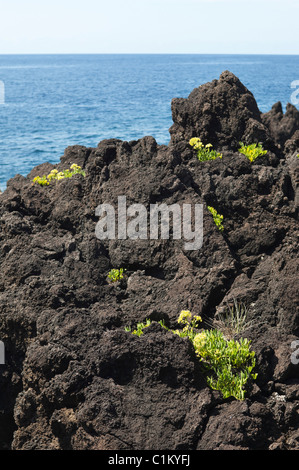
[0,52,299,56]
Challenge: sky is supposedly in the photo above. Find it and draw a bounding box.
[0,0,298,55]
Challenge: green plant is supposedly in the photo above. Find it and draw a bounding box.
[238,142,267,162]
[126,319,152,336]
[108,268,126,283]
[126,309,257,401]
[125,319,166,336]
[32,175,50,186]
[213,300,254,339]
[32,164,86,186]
[193,329,257,400]
[189,137,222,162]
[207,206,224,232]
[177,311,257,400]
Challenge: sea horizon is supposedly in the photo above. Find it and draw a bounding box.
[0,52,299,55]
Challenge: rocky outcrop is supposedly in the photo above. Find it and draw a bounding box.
[262,102,299,150]
[169,71,275,151]
[0,72,298,450]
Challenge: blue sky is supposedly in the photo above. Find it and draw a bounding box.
[0,0,298,54]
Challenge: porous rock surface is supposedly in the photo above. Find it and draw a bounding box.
[0,71,298,450]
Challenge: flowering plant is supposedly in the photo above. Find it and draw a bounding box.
[189,137,222,161]
[32,164,86,186]
[126,309,257,400]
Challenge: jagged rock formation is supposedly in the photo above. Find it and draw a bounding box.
[262,101,299,150]
[170,70,275,151]
[0,71,298,450]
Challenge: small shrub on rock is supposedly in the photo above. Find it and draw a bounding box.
[32,164,86,186]
[108,268,126,283]
[238,142,267,162]
[193,328,257,400]
[207,206,224,232]
[189,137,222,161]
[125,319,166,337]
[126,310,257,401]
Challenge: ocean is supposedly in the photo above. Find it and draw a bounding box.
[0,54,299,191]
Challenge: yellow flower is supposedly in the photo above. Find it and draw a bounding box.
[189,137,202,147]
[193,315,202,324]
[70,163,81,171]
[193,332,207,356]
[47,169,59,181]
[178,310,192,324]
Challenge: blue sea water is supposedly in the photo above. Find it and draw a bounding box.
[0,54,299,191]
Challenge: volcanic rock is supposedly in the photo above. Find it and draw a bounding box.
[0,72,298,450]
[262,102,299,149]
[169,70,274,151]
